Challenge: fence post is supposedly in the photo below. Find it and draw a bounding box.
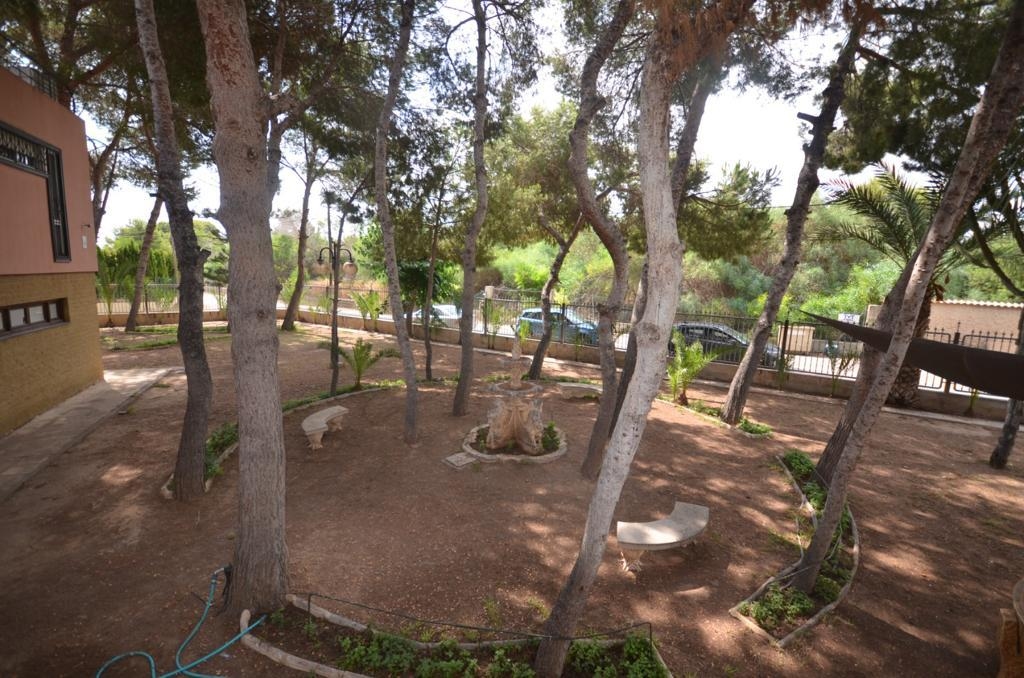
[559,302,567,343]
[945,325,961,393]
[779,317,790,368]
[144,283,150,314]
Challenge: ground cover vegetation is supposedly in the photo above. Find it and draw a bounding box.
[5,0,1023,674]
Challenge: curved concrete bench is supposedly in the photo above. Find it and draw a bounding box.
[558,382,602,400]
[301,405,348,450]
[616,501,709,571]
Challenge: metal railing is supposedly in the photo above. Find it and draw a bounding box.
[95,282,1020,397]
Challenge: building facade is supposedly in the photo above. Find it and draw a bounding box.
[0,66,102,435]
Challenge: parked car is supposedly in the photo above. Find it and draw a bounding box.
[668,322,780,368]
[518,307,599,345]
[412,304,461,329]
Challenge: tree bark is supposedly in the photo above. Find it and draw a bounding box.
[990,306,1024,468]
[424,223,440,381]
[814,260,914,484]
[534,17,692,673]
[197,0,289,613]
[452,0,490,417]
[793,0,1024,594]
[568,0,636,479]
[528,214,582,380]
[720,25,861,425]
[135,0,213,504]
[125,194,164,332]
[374,0,418,443]
[281,138,319,331]
[886,292,932,407]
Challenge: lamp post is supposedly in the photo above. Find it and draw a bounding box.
[319,191,358,396]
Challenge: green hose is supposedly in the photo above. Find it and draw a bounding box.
[95,567,265,678]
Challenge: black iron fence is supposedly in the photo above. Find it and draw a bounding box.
[96,282,1020,397]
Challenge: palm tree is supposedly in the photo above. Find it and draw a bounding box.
[819,163,964,407]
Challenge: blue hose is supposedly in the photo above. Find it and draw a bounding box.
[95,567,265,678]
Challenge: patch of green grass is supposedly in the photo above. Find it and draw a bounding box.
[737,417,772,436]
[738,584,813,631]
[781,450,815,483]
[525,596,548,619]
[204,422,237,480]
[687,399,721,417]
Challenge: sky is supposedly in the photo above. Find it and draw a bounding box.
[93,25,881,244]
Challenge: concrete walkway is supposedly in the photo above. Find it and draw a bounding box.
[0,367,177,503]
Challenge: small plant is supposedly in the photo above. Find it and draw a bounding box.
[302,618,319,641]
[525,596,549,619]
[667,330,719,405]
[567,639,613,676]
[688,399,721,417]
[483,597,502,627]
[541,423,559,452]
[826,344,858,397]
[620,634,668,677]
[204,422,238,480]
[486,648,535,678]
[482,299,502,350]
[337,338,400,389]
[353,289,384,331]
[781,450,815,483]
[737,417,772,436]
[739,583,813,631]
[572,330,587,361]
[268,608,286,628]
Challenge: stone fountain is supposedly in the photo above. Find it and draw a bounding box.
[484,331,544,454]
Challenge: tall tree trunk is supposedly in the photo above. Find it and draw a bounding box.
[569,0,637,479]
[424,224,439,381]
[990,306,1024,468]
[793,0,1024,594]
[452,0,490,417]
[329,214,343,397]
[281,142,318,331]
[125,194,163,332]
[720,25,861,425]
[528,214,582,380]
[197,0,289,613]
[886,293,932,407]
[374,0,418,443]
[534,14,697,672]
[814,260,915,484]
[135,0,213,504]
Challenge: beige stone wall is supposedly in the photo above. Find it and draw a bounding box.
[927,301,1023,339]
[0,272,103,434]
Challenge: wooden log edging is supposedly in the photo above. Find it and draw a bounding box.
[160,388,388,498]
[240,596,673,677]
[728,455,861,649]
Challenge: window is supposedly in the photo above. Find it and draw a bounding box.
[0,122,70,262]
[0,299,67,339]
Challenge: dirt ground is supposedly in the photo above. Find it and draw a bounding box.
[0,324,1021,677]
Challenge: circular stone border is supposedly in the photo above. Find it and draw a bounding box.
[461,424,567,464]
[727,454,860,649]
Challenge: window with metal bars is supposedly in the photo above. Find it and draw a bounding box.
[0,121,70,262]
[0,299,67,339]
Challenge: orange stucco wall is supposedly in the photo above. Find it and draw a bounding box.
[0,67,95,275]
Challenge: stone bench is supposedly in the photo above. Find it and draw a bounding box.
[301,405,348,450]
[558,382,602,400]
[616,501,709,571]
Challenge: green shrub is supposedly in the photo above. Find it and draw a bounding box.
[486,648,535,678]
[737,417,772,436]
[742,584,814,631]
[813,576,842,603]
[781,450,815,482]
[620,634,668,677]
[568,639,613,675]
[541,423,559,452]
[204,422,238,479]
